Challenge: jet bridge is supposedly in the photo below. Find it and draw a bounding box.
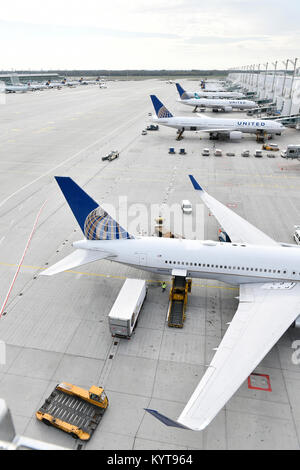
[167,273,192,328]
[262,113,300,128]
[247,103,277,116]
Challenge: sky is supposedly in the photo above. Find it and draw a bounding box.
[0,0,299,70]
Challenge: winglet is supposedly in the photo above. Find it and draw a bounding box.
[189,175,203,191]
[144,409,189,430]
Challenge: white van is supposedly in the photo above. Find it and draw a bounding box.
[181,200,192,214]
[108,279,147,338]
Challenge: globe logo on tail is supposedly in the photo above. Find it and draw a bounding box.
[158,106,173,119]
[84,207,133,240]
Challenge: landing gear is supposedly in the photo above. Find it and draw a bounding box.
[209,132,219,140]
[193,106,198,113]
[256,131,267,143]
[176,128,185,141]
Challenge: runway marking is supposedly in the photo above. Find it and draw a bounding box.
[0,262,238,290]
[0,108,147,210]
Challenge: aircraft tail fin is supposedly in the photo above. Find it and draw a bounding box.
[150,95,173,118]
[55,177,134,241]
[175,83,189,100]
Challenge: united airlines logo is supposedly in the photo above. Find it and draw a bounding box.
[237,121,266,127]
[158,106,172,118]
[84,207,133,240]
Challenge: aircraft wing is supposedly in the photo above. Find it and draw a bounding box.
[189,175,277,246]
[146,281,300,430]
[40,249,113,276]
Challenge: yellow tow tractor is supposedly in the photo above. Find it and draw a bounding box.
[262,143,279,151]
[36,383,108,441]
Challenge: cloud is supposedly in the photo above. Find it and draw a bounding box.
[0,0,299,69]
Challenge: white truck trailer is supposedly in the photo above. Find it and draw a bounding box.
[108,279,147,338]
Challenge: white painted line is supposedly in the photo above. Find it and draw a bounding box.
[0,109,146,210]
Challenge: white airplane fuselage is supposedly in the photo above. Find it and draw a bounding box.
[5,85,28,93]
[188,91,244,99]
[151,115,284,135]
[74,238,300,286]
[178,98,256,111]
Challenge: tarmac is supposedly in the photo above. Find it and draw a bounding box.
[0,79,300,450]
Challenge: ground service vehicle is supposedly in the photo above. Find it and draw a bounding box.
[294,227,300,245]
[254,149,263,158]
[202,148,210,156]
[102,150,119,162]
[36,383,108,440]
[281,145,300,159]
[214,149,222,157]
[108,279,147,338]
[146,124,159,131]
[262,143,279,151]
[181,200,192,214]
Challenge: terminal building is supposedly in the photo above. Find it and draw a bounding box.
[228,70,300,117]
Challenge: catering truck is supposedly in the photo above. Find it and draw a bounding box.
[108,279,147,338]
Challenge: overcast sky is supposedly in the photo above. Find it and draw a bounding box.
[1,0,299,70]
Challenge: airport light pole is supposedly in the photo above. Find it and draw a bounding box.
[256,64,260,95]
[281,59,289,97]
[251,65,255,88]
[271,61,278,97]
[289,57,298,114]
[263,62,268,97]
[248,65,251,87]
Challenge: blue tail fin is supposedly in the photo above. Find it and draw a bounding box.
[176,83,189,100]
[55,177,134,241]
[150,95,173,118]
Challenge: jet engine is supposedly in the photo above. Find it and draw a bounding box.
[229,131,243,140]
[224,106,233,112]
[292,315,300,328]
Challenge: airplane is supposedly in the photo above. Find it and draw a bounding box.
[45,79,65,89]
[4,84,28,93]
[175,83,244,99]
[41,175,300,431]
[150,95,285,141]
[176,83,257,113]
[27,82,48,91]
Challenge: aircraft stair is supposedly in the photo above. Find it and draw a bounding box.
[167,276,192,328]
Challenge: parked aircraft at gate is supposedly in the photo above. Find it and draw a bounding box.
[176,83,256,113]
[41,175,300,431]
[150,95,285,140]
